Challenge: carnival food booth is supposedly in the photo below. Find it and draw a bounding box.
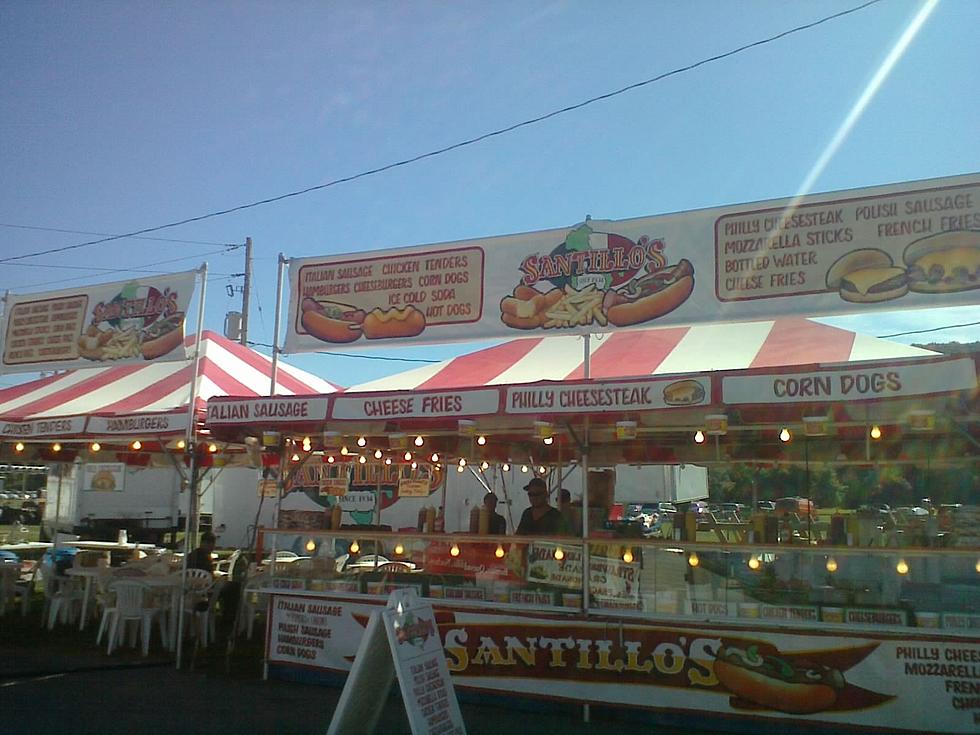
[205,172,979,733]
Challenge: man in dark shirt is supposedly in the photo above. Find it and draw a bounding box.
[186,531,216,572]
[484,493,507,535]
[516,478,570,535]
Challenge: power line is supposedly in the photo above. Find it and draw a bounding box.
[0,222,238,247]
[0,0,883,266]
[879,321,980,339]
[247,341,440,364]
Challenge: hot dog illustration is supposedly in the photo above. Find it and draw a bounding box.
[300,297,365,343]
[499,285,564,329]
[361,305,426,339]
[713,644,845,715]
[140,314,185,359]
[602,259,695,326]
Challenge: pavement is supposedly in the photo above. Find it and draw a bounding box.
[0,606,717,735]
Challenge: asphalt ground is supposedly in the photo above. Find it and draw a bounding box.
[0,604,719,735]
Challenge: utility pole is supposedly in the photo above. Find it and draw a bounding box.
[241,237,252,346]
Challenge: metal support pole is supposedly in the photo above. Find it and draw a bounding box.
[269,254,286,396]
[240,237,252,346]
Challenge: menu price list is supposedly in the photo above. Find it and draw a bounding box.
[4,296,87,364]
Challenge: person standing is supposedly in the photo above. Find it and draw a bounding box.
[483,493,507,535]
[516,478,570,536]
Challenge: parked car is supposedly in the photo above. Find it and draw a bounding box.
[756,500,776,512]
[774,496,815,519]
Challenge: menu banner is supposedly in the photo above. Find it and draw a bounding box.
[1,270,196,374]
[331,388,499,420]
[0,416,87,438]
[722,356,978,405]
[87,412,189,436]
[282,173,980,351]
[506,377,709,415]
[206,397,330,425]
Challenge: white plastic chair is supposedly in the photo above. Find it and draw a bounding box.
[45,573,84,630]
[213,549,242,578]
[178,568,215,648]
[104,580,164,656]
[235,564,268,640]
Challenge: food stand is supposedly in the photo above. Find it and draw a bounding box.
[208,172,979,733]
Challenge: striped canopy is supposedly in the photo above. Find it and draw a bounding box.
[0,330,339,422]
[348,318,935,392]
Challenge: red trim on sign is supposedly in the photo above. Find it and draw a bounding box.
[565,327,691,380]
[417,338,544,390]
[750,319,855,368]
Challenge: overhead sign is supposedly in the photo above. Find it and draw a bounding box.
[1,270,196,374]
[506,377,709,414]
[0,416,86,438]
[206,396,330,424]
[87,412,189,436]
[722,357,977,405]
[283,173,980,351]
[331,388,499,420]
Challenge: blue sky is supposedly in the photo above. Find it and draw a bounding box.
[1,0,978,388]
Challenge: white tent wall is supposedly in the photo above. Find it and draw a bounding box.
[203,466,276,549]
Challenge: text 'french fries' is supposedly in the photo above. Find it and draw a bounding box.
[543,284,607,328]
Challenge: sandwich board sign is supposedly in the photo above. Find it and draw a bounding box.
[326,589,466,735]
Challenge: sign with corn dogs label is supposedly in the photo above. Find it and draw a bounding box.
[282,173,980,352]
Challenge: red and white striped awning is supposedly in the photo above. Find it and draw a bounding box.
[348,318,935,392]
[0,330,339,427]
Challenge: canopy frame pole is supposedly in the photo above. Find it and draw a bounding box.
[580,332,592,725]
[176,262,208,670]
[269,254,286,396]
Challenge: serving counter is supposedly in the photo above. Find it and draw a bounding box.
[257,528,980,734]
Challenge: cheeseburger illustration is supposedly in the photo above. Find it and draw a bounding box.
[90,470,116,491]
[902,230,980,293]
[662,379,705,406]
[825,248,908,303]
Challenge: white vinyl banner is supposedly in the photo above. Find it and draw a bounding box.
[1,270,196,373]
[283,173,980,352]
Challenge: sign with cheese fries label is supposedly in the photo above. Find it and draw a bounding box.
[283,173,980,352]
[268,599,980,734]
[1,270,196,374]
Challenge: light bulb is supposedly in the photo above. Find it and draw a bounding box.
[374,448,383,459]
[302,437,312,451]
[688,551,700,568]
[358,455,366,464]
[477,435,486,446]
[495,544,505,559]
[694,430,705,444]
[480,461,489,470]
[414,435,424,447]
[450,543,460,557]
[52,443,62,452]
[502,463,510,472]
[305,539,316,552]
[404,451,412,461]
[341,445,349,456]
[176,439,186,450]
[870,425,882,440]
[748,556,761,571]
[357,436,367,447]
[779,427,792,443]
[394,543,404,556]
[90,442,101,452]
[458,457,466,467]
[975,559,980,574]
[430,452,439,462]
[291,453,300,462]
[456,465,465,473]
[521,465,529,473]
[411,461,417,470]
[896,559,909,575]
[554,547,565,561]
[327,455,335,463]
[349,540,360,554]
[209,443,218,453]
[623,549,634,564]
[539,466,547,474]
[131,440,142,451]
[826,557,838,573]
[14,442,25,452]
[543,436,554,445]
[385,457,392,465]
